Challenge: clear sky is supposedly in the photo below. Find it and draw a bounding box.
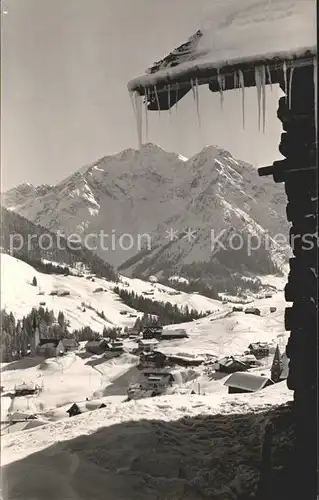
[1,0,283,190]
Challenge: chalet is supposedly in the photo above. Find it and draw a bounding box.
[214,356,248,374]
[14,382,38,397]
[37,339,65,358]
[138,338,159,351]
[244,307,261,316]
[142,326,163,339]
[224,372,274,394]
[85,339,108,355]
[127,368,175,399]
[9,412,38,422]
[160,329,188,340]
[127,2,316,494]
[61,338,80,352]
[232,306,244,312]
[248,342,270,359]
[139,350,167,369]
[66,401,106,417]
[2,419,47,435]
[103,340,124,359]
[239,354,258,367]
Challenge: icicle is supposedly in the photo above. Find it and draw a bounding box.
[217,70,224,111]
[129,91,140,147]
[153,85,161,117]
[190,78,196,101]
[132,91,143,148]
[255,67,262,131]
[314,57,318,141]
[283,61,288,102]
[175,83,179,114]
[238,69,245,129]
[288,67,294,110]
[266,65,273,92]
[195,78,201,127]
[167,84,172,118]
[129,90,137,118]
[144,88,149,142]
[233,71,237,89]
[261,66,266,133]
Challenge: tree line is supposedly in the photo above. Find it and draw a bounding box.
[1,206,118,282]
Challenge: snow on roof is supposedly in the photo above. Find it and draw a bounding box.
[128,0,316,92]
[224,372,274,391]
[139,339,159,345]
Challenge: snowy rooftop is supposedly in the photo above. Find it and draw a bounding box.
[128,0,316,93]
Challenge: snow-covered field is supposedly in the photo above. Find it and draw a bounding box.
[0,253,226,333]
[1,253,292,499]
[1,382,293,500]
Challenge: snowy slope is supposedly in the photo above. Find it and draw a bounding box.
[1,352,136,418]
[1,382,293,500]
[0,253,226,331]
[158,291,288,358]
[1,252,291,499]
[0,253,139,331]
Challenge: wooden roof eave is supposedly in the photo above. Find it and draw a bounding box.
[130,52,315,111]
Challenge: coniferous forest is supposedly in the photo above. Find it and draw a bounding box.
[113,286,206,325]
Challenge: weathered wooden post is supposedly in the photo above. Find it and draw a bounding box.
[127,2,317,497]
[259,63,318,498]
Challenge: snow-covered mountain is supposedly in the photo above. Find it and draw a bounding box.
[2,144,289,282]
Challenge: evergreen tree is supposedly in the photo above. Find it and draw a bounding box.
[32,276,37,286]
[58,311,65,329]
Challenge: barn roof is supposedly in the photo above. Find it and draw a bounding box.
[67,401,107,414]
[128,0,316,102]
[224,372,274,391]
[38,339,61,347]
[61,338,79,347]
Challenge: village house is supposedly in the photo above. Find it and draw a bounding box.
[160,329,189,341]
[66,401,106,417]
[14,382,39,397]
[142,326,163,339]
[167,352,205,368]
[138,338,159,352]
[2,419,47,435]
[85,338,108,355]
[224,372,275,394]
[214,356,248,374]
[248,342,270,359]
[232,306,244,312]
[37,339,65,358]
[103,340,124,359]
[138,350,167,370]
[61,337,80,352]
[244,307,261,316]
[9,412,38,422]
